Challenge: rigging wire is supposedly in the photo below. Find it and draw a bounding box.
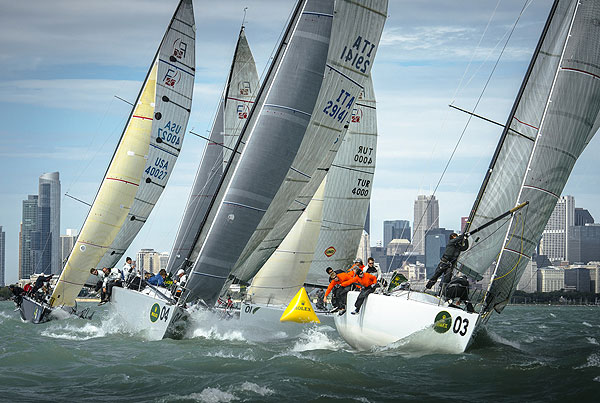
[396,0,534,272]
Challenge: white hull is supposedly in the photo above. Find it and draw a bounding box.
[110,287,188,340]
[334,291,481,353]
[239,302,335,332]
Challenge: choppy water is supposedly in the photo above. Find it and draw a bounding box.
[1,301,599,402]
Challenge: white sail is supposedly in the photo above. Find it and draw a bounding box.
[305,75,377,287]
[182,0,338,305]
[247,179,327,305]
[229,0,388,285]
[166,27,258,275]
[458,0,600,315]
[50,0,195,307]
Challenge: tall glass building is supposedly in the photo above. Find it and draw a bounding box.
[20,195,38,279]
[35,172,61,274]
[0,226,5,287]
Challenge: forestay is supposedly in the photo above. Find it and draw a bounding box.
[51,0,195,307]
[166,27,258,275]
[98,0,195,271]
[229,0,388,285]
[182,0,335,305]
[458,0,600,314]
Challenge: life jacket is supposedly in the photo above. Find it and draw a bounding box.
[325,271,354,296]
[342,271,377,288]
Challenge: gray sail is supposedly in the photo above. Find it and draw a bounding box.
[305,75,377,287]
[166,28,258,275]
[229,0,388,284]
[458,0,600,314]
[181,0,337,305]
[97,0,195,270]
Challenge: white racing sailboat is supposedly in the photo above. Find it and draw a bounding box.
[335,0,600,353]
[110,0,343,338]
[240,75,379,329]
[16,0,196,325]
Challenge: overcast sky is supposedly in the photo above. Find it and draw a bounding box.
[1,0,598,284]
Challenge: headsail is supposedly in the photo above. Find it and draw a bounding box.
[229,0,388,285]
[182,0,337,305]
[166,27,258,275]
[305,75,377,287]
[50,0,195,307]
[458,0,600,314]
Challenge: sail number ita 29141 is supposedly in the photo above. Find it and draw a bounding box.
[323,89,355,122]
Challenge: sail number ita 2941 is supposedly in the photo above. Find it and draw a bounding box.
[323,89,355,122]
[340,36,376,74]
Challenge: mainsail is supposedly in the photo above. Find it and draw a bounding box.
[166,27,258,275]
[182,0,337,305]
[458,0,600,314]
[229,0,388,285]
[50,0,195,307]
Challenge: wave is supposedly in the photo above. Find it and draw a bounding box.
[574,353,600,369]
[290,327,345,353]
[159,382,274,402]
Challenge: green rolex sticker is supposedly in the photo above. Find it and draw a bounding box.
[150,303,161,323]
[434,311,452,334]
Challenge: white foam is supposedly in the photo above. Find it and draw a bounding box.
[41,322,108,340]
[205,350,256,361]
[549,313,556,318]
[486,330,522,351]
[191,326,245,342]
[574,353,600,369]
[586,337,598,345]
[290,327,345,352]
[239,381,274,397]
[594,376,600,383]
[582,321,593,328]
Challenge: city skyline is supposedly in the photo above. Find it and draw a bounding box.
[1,0,599,283]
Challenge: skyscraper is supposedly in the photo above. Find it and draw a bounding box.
[541,195,574,262]
[0,226,5,287]
[60,229,78,269]
[574,208,594,226]
[413,195,439,255]
[31,181,52,274]
[20,195,38,279]
[383,220,411,248]
[39,172,61,274]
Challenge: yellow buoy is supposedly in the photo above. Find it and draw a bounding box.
[279,287,320,323]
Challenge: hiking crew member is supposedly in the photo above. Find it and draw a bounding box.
[31,273,53,298]
[426,233,469,291]
[147,269,167,287]
[345,267,377,315]
[323,267,354,314]
[100,267,122,305]
[365,257,377,274]
[122,257,135,283]
[90,268,106,301]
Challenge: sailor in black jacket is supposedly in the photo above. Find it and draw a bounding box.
[426,233,469,290]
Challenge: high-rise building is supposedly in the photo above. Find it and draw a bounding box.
[424,228,454,277]
[31,181,51,274]
[383,220,411,248]
[540,195,574,263]
[574,208,594,226]
[20,195,38,280]
[159,252,170,271]
[564,267,591,292]
[568,224,600,264]
[413,195,439,255]
[0,226,5,287]
[38,172,61,274]
[137,249,161,274]
[537,267,565,292]
[60,229,78,269]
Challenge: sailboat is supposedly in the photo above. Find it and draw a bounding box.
[15,0,195,324]
[107,0,342,338]
[240,75,378,328]
[334,0,600,353]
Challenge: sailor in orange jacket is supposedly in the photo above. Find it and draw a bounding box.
[345,266,378,315]
[323,267,354,314]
